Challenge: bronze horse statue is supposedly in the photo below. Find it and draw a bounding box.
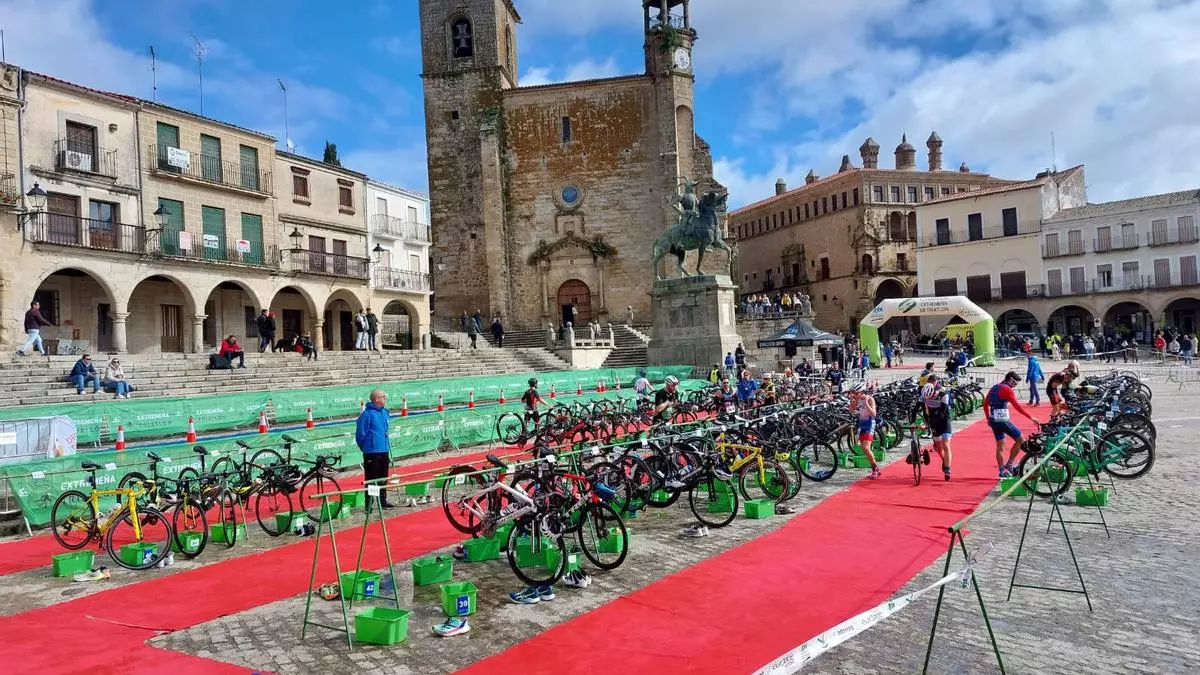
[652,190,732,279]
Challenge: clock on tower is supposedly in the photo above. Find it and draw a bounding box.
[672,47,691,71]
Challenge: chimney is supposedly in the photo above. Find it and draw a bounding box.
[894,134,916,170]
[775,177,787,195]
[838,154,853,173]
[805,169,818,185]
[859,137,880,169]
[926,131,943,171]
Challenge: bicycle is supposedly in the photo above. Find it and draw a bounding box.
[50,460,175,570]
[119,452,211,558]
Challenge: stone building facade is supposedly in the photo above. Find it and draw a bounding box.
[730,134,1019,333]
[0,64,429,355]
[367,180,432,348]
[420,0,723,329]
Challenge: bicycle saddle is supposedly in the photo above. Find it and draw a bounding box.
[485,453,508,470]
[281,434,297,443]
[81,460,100,470]
[147,452,162,462]
[236,440,252,449]
[192,445,208,454]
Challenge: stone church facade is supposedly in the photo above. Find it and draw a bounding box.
[420,0,723,329]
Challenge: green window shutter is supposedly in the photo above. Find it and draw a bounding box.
[240,212,264,265]
[158,198,184,255]
[201,206,226,260]
[238,145,259,191]
[155,123,180,172]
[200,134,222,182]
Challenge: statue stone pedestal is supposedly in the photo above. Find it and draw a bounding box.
[647,275,742,370]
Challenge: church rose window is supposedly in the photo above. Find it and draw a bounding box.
[561,185,579,205]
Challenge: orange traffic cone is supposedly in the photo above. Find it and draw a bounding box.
[437,394,445,412]
[258,411,269,434]
[597,378,606,393]
[550,385,557,399]
[305,408,314,429]
[115,425,126,451]
[498,387,506,405]
[468,391,475,409]
[400,396,409,417]
[185,417,197,443]
[576,381,584,396]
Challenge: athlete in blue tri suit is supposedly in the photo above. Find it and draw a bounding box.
[848,382,881,479]
[982,371,1039,477]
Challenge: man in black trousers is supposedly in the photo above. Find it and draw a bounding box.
[355,389,395,509]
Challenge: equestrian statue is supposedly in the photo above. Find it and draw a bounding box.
[651,178,732,280]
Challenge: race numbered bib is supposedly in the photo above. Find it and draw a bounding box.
[990,408,1010,422]
[367,485,381,497]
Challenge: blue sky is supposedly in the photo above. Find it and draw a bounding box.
[5,0,1200,208]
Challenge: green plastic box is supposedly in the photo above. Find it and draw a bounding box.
[404,481,430,496]
[1075,486,1109,507]
[544,547,582,574]
[495,521,515,544]
[838,452,856,468]
[851,455,873,469]
[210,522,246,543]
[651,489,672,502]
[318,500,349,522]
[118,542,159,567]
[743,499,774,519]
[596,528,626,554]
[440,581,478,617]
[273,512,298,532]
[513,536,555,567]
[354,607,411,645]
[52,550,95,577]
[463,536,502,562]
[339,569,381,600]
[171,530,204,554]
[999,476,1035,497]
[341,491,366,508]
[411,555,454,586]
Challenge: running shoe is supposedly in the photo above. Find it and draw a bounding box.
[563,570,589,588]
[537,585,556,601]
[451,544,467,561]
[998,466,1013,478]
[72,567,110,582]
[713,467,732,481]
[943,467,952,481]
[510,587,541,604]
[680,523,709,538]
[775,504,796,515]
[664,478,687,490]
[869,467,882,480]
[433,617,470,637]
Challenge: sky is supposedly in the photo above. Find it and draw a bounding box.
[3,0,1199,208]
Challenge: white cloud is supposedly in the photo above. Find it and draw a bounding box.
[519,57,621,87]
[340,142,429,196]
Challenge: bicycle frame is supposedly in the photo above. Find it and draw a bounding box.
[84,483,147,541]
[455,480,537,528]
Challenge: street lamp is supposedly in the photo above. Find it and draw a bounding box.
[372,243,385,264]
[15,182,48,231]
[437,260,446,273]
[152,205,169,229]
[289,227,303,250]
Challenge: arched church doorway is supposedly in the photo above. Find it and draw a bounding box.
[557,280,592,326]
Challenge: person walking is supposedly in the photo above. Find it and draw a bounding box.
[1025,354,1045,406]
[354,310,369,350]
[491,317,504,348]
[366,309,379,351]
[15,300,53,356]
[355,389,395,509]
[723,351,736,380]
[466,313,479,349]
[255,310,275,353]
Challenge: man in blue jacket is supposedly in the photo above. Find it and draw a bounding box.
[1025,354,1045,406]
[70,354,100,394]
[356,389,395,509]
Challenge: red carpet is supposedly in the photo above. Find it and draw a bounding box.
[0,446,519,576]
[459,411,1046,675]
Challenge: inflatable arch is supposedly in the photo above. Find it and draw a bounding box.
[860,296,995,367]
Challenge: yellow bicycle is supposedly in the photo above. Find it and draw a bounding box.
[713,432,792,503]
[50,459,175,570]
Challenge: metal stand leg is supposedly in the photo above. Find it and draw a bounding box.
[924,530,1006,674]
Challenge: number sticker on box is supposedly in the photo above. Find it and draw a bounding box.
[589,447,600,457]
[367,485,381,497]
[30,470,45,479]
[1097,422,1108,431]
[104,463,117,471]
[640,439,648,448]
[454,475,466,485]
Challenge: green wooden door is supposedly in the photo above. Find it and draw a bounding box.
[156,122,180,172]
[240,212,264,265]
[238,145,259,191]
[200,134,223,182]
[201,206,226,261]
[158,198,184,255]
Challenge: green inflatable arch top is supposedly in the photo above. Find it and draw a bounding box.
[859,296,995,367]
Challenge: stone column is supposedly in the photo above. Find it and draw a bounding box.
[539,261,550,319]
[596,260,607,315]
[313,317,326,350]
[191,315,206,353]
[112,312,130,353]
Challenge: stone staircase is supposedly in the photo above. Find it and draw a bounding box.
[0,347,570,409]
[482,327,554,350]
[602,324,650,369]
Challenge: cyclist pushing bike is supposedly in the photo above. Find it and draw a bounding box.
[521,378,549,424]
[652,375,680,423]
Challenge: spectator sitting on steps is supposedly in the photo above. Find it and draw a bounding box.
[220,335,246,368]
[103,357,132,399]
[70,354,100,394]
[299,333,318,361]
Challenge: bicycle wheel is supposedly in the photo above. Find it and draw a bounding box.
[496,412,526,446]
[1017,453,1072,497]
[170,497,209,558]
[215,488,240,548]
[687,476,739,528]
[505,515,568,587]
[909,439,921,486]
[299,472,342,520]
[1096,428,1154,479]
[738,459,790,503]
[577,501,628,571]
[586,461,631,516]
[254,483,294,536]
[441,466,487,534]
[105,505,173,571]
[796,441,838,481]
[50,490,96,550]
[248,448,285,482]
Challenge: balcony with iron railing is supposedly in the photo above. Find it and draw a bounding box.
[371,214,432,243]
[1147,229,1200,247]
[146,231,279,269]
[25,213,146,254]
[286,248,370,280]
[924,274,1200,304]
[0,173,16,207]
[1042,241,1086,258]
[54,138,117,178]
[922,221,1041,247]
[1091,235,1140,253]
[146,144,272,196]
[374,267,432,292]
